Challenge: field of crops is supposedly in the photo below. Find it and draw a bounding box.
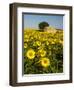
[24,29,63,74]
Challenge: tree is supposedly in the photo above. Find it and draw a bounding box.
[38,22,49,31]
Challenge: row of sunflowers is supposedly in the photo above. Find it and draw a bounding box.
[24,29,63,74]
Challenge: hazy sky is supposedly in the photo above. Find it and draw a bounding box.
[23,13,63,29]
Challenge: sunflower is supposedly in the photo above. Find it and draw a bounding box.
[26,49,35,59]
[59,40,63,45]
[46,41,49,45]
[30,36,34,40]
[33,42,37,46]
[24,38,29,42]
[38,49,46,57]
[53,39,57,42]
[51,41,55,44]
[36,41,41,46]
[24,43,28,48]
[40,57,50,67]
[24,34,28,38]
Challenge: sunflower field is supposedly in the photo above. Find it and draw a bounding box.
[24,29,63,74]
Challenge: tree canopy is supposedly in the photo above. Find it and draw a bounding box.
[38,22,49,31]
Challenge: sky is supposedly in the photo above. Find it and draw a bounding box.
[23,13,63,30]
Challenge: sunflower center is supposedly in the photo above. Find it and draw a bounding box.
[29,52,33,56]
[44,60,47,64]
